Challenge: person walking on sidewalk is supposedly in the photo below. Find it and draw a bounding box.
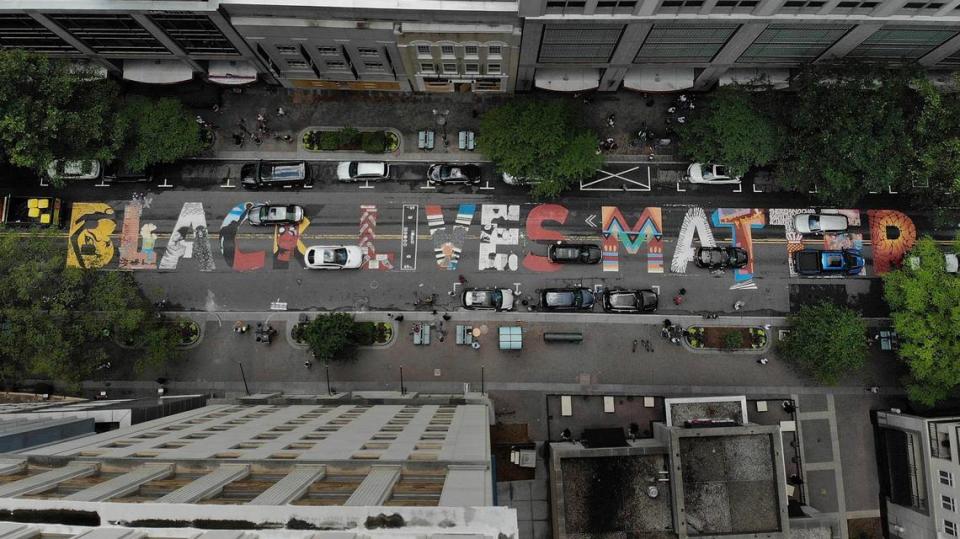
[757,358,769,365]
[276,107,286,117]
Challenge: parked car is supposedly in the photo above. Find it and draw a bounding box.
[602,289,659,313]
[695,246,749,270]
[304,245,364,269]
[794,213,849,234]
[103,163,155,183]
[548,243,602,264]
[427,164,481,185]
[906,253,959,274]
[501,172,542,186]
[46,160,102,182]
[794,249,864,276]
[686,163,741,184]
[540,287,596,312]
[337,161,390,182]
[241,161,311,189]
[246,203,304,226]
[461,288,515,311]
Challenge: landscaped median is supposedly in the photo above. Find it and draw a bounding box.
[301,126,400,154]
[683,325,769,353]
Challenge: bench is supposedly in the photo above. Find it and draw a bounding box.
[543,332,583,343]
[456,325,473,345]
[458,131,476,151]
[418,130,435,150]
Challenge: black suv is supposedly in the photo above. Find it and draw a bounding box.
[602,289,658,313]
[242,161,311,189]
[540,287,596,311]
[548,243,602,264]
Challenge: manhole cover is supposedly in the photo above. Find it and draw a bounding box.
[370,280,379,289]
[480,324,489,334]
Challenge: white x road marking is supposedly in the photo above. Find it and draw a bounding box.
[580,166,651,191]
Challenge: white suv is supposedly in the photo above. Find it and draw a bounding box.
[686,163,741,185]
[337,161,389,182]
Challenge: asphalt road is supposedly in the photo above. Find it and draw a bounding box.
[6,157,925,315]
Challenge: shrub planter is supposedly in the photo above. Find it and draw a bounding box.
[302,127,400,153]
[685,326,768,352]
[174,319,201,348]
[354,321,395,347]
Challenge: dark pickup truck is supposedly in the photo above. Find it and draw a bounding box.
[794,249,865,276]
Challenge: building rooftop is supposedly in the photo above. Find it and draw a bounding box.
[678,432,781,536]
[559,452,674,538]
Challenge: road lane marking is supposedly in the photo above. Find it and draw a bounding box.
[400,204,419,271]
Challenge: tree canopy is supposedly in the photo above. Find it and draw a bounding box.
[301,313,364,363]
[0,50,124,175]
[117,96,204,173]
[883,236,960,406]
[675,87,781,177]
[778,65,913,206]
[0,233,179,385]
[778,301,868,385]
[479,100,603,198]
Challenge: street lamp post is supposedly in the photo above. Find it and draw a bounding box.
[232,360,250,396]
[400,366,406,395]
[325,366,332,396]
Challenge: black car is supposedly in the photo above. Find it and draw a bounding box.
[246,203,304,226]
[695,246,748,270]
[548,243,602,264]
[103,163,156,183]
[540,287,595,312]
[241,160,311,189]
[427,164,482,185]
[602,289,659,313]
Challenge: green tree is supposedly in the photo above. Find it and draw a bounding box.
[116,96,203,173]
[0,49,124,179]
[0,233,178,384]
[907,78,960,227]
[302,313,362,363]
[883,236,960,406]
[778,301,868,385]
[778,65,913,206]
[479,100,603,198]
[676,87,781,177]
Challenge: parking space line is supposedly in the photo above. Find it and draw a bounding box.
[752,184,763,193]
[158,178,173,189]
[676,182,686,192]
[480,180,495,191]
[359,180,374,190]
[733,183,742,193]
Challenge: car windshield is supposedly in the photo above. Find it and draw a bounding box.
[843,252,860,267]
[324,248,348,265]
[714,165,727,177]
[348,162,358,177]
[808,216,821,231]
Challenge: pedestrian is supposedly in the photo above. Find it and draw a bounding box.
[195,115,205,125]
[394,315,404,322]
[733,300,745,311]
[757,358,769,365]
[673,294,684,305]
[257,112,265,123]
[633,339,638,353]
[868,386,880,394]
[679,288,687,296]
[276,106,286,117]
[458,274,467,284]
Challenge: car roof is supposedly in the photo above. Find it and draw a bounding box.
[357,162,386,175]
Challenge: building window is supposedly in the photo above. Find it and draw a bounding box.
[326,61,347,70]
[540,25,623,63]
[782,0,826,6]
[942,470,954,486]
[275,45,299,55]
[848,27,957,61]
[442,62,458,73]
[416,44,432,57]
[948,520,959,537]
[945,495,956,512]
[487,63,501,74]
[318,46,339,55]
[597,0,638,6]
[636,23,738,63]
[464,45,479,58]
[364,62,385,71]
[358,47,379,57]
[546,0,588,11]
[420,62,435,73]
[738,24,852,63]
[715,0,758,5]
[488,45,503,58]
[836,1,877,5]
[465,63,479,74]
[904,1,943,6]
[661,0,703,5]
[287,60,308,68]
[441,45,456,57]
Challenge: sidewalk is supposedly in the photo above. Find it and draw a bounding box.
[191,85,681,163]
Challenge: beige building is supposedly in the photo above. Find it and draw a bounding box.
[0,394,515,538]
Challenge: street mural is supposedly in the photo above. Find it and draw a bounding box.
[158,202,215,272]
[118,197,157,270]
[868,209,917,274]
[479,204,520,271]
[64,200,922,280]
[712,209,765,290]
[426,204,474,270]
[66,203,116,269]
[602,207,664,274]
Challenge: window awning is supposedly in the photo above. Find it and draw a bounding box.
[208,60,258,86]
[719,68,790,89]
[623,67,695,92]
[123,60,194,84]
[534,68,600,92]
